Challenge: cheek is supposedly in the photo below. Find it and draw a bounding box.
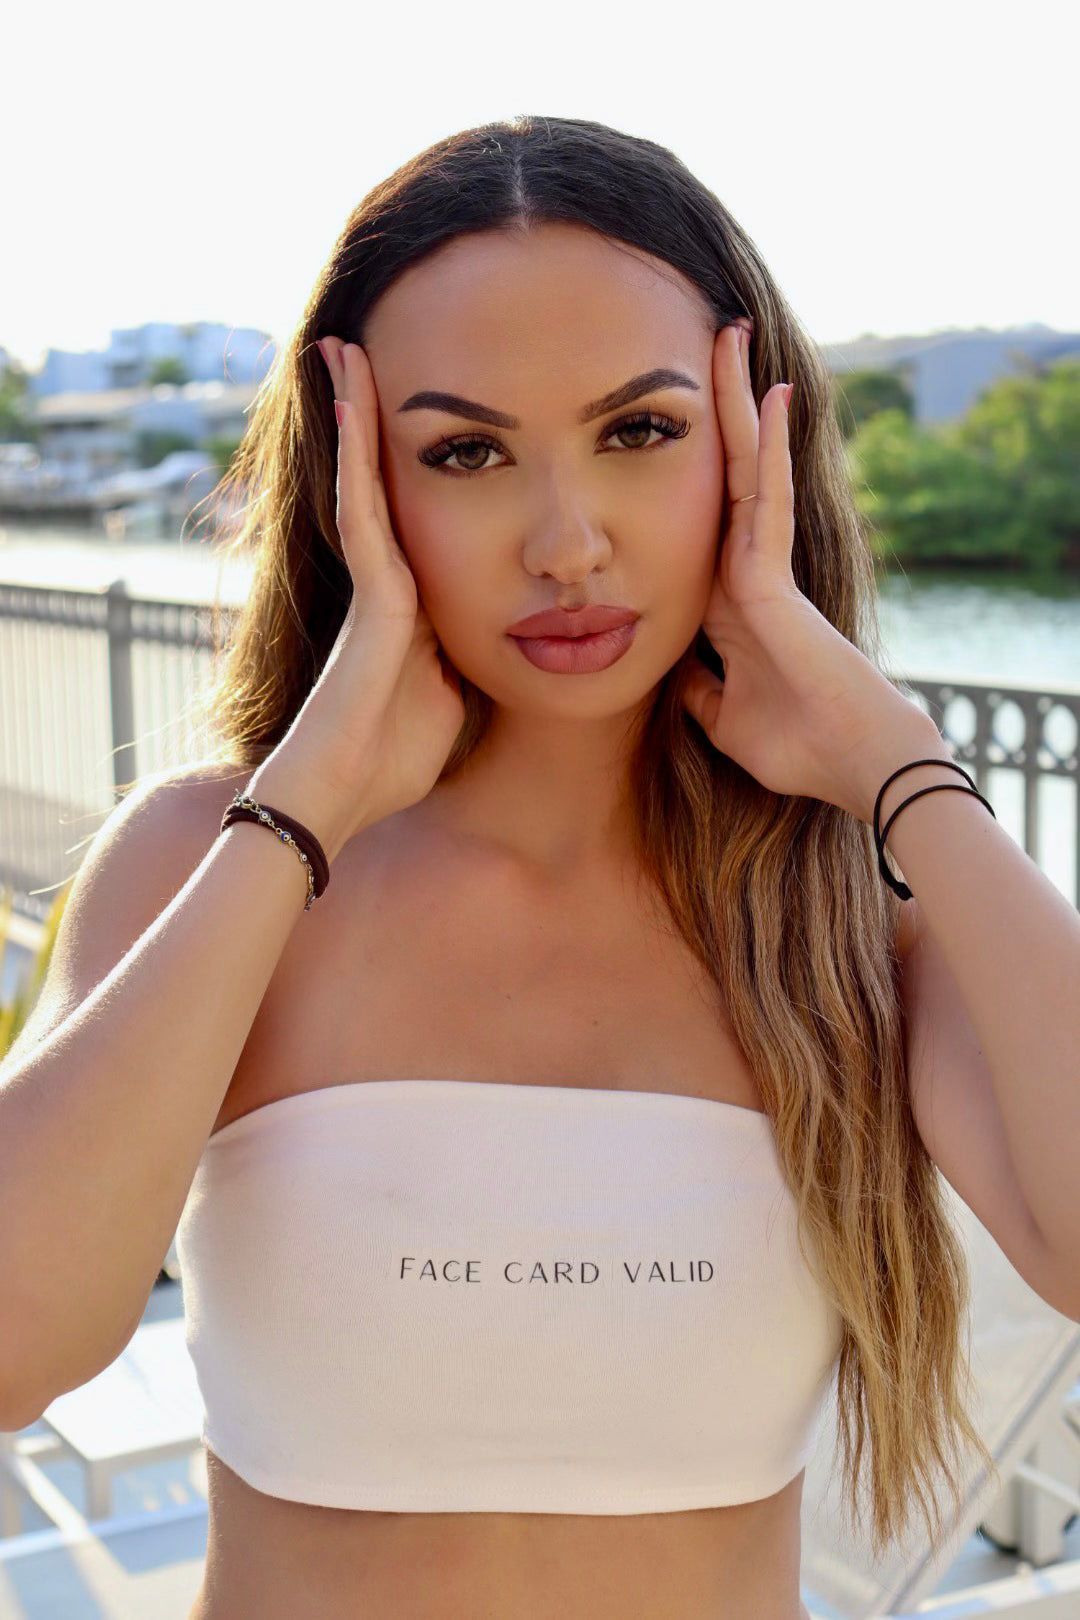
[379,451,467,606]
[648,453,723,604]
[382,496,493,640]
[393,524,460,616]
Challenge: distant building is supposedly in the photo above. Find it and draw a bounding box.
[0,322,281,532]
[28,380,257,485]
[9,321,1080,532]
[28,320,276,398]
[819,324,1080,425]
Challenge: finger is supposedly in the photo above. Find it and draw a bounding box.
[339,341,395,539]
[319,337,399,584]
[753,382,795,567]
[332,346,396,586]
[316,335,346,399]
[714,325,760,542]
[735,316,753,393]
[340,342,380,468]
[319,337,377,469]
[318,336,379,468]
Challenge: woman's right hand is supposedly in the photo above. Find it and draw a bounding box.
[252,338,466,857]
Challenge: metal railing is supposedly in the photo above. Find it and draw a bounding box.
[2,578,1078,932]
[0,578,226,926]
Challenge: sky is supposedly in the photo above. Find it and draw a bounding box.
[4,0,1077,374]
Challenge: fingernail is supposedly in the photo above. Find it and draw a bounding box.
[334,400,346,427]
[316,338,329,367]
[782,383,793,411]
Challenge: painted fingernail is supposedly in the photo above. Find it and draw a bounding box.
[334,400,346,427]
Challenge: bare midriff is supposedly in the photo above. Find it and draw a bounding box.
[188,1447,810,1620]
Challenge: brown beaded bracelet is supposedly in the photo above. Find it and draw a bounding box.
[220,790,330,911]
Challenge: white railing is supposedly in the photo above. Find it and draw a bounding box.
[1,578,1078,928]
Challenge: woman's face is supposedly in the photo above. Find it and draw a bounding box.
[361,221,726,720]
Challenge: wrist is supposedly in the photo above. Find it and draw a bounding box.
[243,756,361,866]
[847,713,954,829]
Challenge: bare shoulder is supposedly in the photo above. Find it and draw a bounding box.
[87,753,256,920]
[131,754,251,803]
[86,756,252,892]
[0,757,252,1073]
[120,752,253,819]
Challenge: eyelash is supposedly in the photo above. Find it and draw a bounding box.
[416,409,692,477]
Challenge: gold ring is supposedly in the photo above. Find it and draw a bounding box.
[732,493,758,504]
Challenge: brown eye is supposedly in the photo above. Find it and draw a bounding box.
[611,418,654,450]
[417,409,691,477]
[451,441,494,473]
[418,433,503,475]
[603,411,691,452]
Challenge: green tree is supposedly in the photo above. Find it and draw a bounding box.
[133,429,198,469]
[0,358,39,445]
[148,356,189,386]
[202,434,243,475]
[955,360,1080,567]
[832,368,914,441]
[848,360,1080,571]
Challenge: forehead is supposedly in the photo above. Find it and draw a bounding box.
[362,223,714,401]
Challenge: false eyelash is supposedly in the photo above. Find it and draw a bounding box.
[417,409,692,475]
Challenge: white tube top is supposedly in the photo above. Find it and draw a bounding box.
[174,1078,843,1514]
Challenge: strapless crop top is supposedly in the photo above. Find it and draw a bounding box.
[174,1078,844,1514]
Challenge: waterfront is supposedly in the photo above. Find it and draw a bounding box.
[2,525,1079,688]
[1,526,1078,1001]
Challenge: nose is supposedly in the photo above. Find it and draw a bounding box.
[520,485,614,583]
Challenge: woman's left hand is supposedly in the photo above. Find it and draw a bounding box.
[680,321,939,824]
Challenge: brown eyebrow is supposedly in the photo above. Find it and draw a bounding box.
[396,367,701,430]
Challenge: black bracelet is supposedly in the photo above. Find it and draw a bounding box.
[873,758,996,901]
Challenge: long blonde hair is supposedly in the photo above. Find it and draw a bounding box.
[185,114,996,1557]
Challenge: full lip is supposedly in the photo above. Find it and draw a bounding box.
[506,605,640,639]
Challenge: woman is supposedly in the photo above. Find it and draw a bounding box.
[173,114,1062,1620]
[8,114,1078,1620]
